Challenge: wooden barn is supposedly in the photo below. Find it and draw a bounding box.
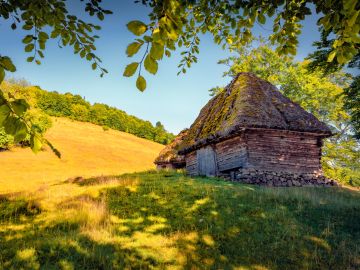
[154,129,187,169]
[178,72,337,186]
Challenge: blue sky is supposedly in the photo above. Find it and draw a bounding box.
[1,1,334,134]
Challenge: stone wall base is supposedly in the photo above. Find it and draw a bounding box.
[219,168,338,187]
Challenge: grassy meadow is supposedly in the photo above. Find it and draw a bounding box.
[0,170,359,269]
[0,117,163,194]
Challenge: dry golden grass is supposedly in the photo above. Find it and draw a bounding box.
[0,117,164,194]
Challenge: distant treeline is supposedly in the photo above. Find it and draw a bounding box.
[36,89,175,145]
[1,80,175,149]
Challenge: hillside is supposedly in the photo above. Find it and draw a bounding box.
[0,171,359,269]
[1,80,175,145]
[0,117,164,194]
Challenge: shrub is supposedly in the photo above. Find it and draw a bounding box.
[0,127,14,150]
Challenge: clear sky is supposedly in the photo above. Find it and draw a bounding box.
[1,1,334,134]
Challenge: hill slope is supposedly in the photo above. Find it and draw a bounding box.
[0,171,359,269]
[0,117,163,194]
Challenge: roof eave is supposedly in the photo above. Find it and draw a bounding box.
[178,127,332,154]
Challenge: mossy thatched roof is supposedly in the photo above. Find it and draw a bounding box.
[154,129,188,165]
[179,72,332,154]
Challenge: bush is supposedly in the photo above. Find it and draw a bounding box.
[0,127,14,150]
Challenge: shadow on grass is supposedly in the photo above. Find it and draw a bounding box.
[0,170,359,269]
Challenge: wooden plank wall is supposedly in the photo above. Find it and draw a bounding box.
[246,130,322,173]
[215,136,247,172]
[185,130,323,176]
[185,152,198,176]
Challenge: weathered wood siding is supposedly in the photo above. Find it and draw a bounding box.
[185,130,323,177]
[185,151,197,176]
[197,145,217,176]
[215,136,248,172]
[246,130,322,173]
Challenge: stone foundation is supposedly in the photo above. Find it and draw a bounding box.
[220,168,338,187]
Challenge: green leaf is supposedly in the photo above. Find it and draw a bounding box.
[126,42,143,57]
[150,42,164,60]
[0,104,11,125]
[92,63,97,70]
[3,115,18,135]
[80,49,86,58]
[327,51,337,62]
[127,21,147,36]
[23,24,33,31]
[136,75,146,91]
[348,10,360,27]
[13,121,27,143]
[336,52,347,64]
[144,55,158,74]
[37,50,44,58]
[38,40,45,50]
[50,30,60,39]
[25,43,34,52]
[0,57,16,72]
[164,22,179,41]
[86,53,93,61]
[258,13,266,24]
[123,62,139,77]
[30,133,42,153]
[0,68,4,84]
[22,35,33,44]
[10,99,29,116]
[39,31,49,40]
[97,12,104,21]
[344,0,357,11]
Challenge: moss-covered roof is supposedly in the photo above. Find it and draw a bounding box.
[154,129,187,165]
[179,72,332,154]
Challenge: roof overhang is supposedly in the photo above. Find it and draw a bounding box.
[178,127,332,155]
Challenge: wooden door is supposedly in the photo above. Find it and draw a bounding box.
[197,146,217,176]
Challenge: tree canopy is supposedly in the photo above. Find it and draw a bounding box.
[0,0,359,154]
[124,0,360,90]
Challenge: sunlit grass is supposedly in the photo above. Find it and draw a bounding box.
[0,170,359,269]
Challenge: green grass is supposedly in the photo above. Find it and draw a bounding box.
[0,171,359,269]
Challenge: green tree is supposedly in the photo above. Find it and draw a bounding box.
[307,29,360,138]
[213,43,359,186]
[70,104,89,121]
[343,77,360,139]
